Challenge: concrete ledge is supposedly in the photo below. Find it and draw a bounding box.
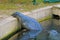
[21,6,52,22]
[52,5,60,16]
[0,16,21,40]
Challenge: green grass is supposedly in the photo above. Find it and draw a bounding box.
[0,4,19,10]
[0,0,60,11]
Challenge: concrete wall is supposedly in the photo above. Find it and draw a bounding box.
[23,6,52,20]
[0,16,21,40]
[52,5,60,32]
[52,5,60,16]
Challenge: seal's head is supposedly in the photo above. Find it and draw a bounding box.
[12,12,20,17]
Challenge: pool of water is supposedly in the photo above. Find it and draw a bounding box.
[35,19,60,40]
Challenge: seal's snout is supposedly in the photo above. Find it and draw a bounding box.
[12,12,20,17]
[12,13,16,17]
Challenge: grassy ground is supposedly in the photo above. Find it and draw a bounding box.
[0,0,60,12]
[0,0,60,15]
